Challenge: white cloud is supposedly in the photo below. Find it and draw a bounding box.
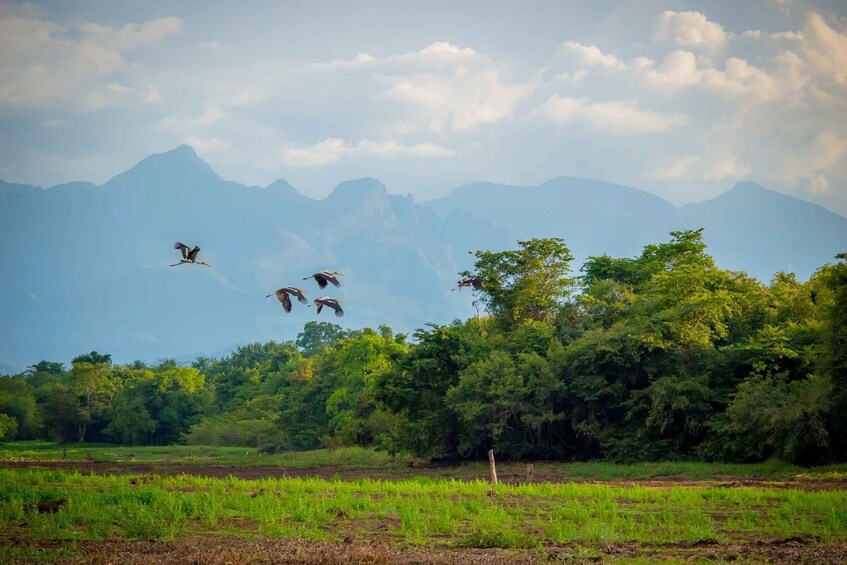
[703,153,752,181]
[39,119,64,129]
[799,12,847,83]
[77,17,183,51]
[652,11,728,53]
[653,152,750,182]
[197,40,233,52]
[378,43,533,133]
[656,156,700,180]
[559,41,627,69]
[263,138,455,168]
[0,13,182,109]
[807,173,830,194]
[539,96,688,134]
[187,135,230,154]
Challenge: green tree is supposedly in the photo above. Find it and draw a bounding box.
[0,413,18,441]
[296,322,349,357]
[467,238,575,327]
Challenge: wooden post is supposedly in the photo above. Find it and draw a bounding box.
[526,463,534,483]
[488,449,498,486]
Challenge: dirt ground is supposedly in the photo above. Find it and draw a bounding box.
[4,459,847,491]
[8,537,843,564]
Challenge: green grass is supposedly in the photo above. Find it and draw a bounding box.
[0,441,412,469]
[5,441,847,483]
[1,468,846,550]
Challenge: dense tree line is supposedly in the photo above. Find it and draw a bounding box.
[2,230,845,464]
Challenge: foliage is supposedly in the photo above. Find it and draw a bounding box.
[3,233,846,465]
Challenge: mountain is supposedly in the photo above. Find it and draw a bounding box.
[425,178,847,281]
[426,176,677,264]
[0,146,508,368]
[1,147,845,369]
[678,181,847,280]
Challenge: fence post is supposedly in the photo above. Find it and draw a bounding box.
[488,449,498,486]
[526,463,534,483]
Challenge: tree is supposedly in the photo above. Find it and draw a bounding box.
[0,375,41,439]
[467,238,575,327]
[0,413,18,441]
[296,322,349,356]
[72,351,112,365]
[70,361,115,442]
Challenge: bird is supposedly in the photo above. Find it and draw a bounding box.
[171,242,213,268]
[266,287,309,313]
[304,271,344,289]
[452,277,482,291]
[314,296,344,317]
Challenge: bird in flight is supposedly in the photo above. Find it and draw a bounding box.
[304,271,344,289]
[314,296,344,317]
[171,242,213,268]
[266,287,309,313]
[452,277,482,291]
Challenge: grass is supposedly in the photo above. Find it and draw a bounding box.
[4,441,847,481]
[0,441,411,469]
[1,468,846,550]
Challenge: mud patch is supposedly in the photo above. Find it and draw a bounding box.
[4,460,847,491]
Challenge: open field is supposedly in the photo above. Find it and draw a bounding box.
[3,443,847,562]
[5,442,847,484]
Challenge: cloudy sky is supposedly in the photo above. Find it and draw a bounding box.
[2,0,846,213]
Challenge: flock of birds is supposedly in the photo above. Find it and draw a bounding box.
[170,241,483,319]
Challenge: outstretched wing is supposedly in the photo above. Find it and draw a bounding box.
[315,301,324,314]
[471,278,483,289]
[188,246,200,261]
[281,293,292,313]
[174,242,190,260]
[314,274,329,289]
[284,287,309,304]
[329,301,344,317]
[324,273,341,287]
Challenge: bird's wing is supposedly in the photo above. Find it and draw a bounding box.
[315,301,324,314]
[287,288,308,303]
[282,293,292,313]
[188,246,200,261]
[275,289,286,303]
[330,302,344,317]
[174,242,190,259]
[472,279,483,289]
[314,274,329,289]
[325,274,341,287]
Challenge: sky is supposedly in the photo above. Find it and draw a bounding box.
[1,0,846,213]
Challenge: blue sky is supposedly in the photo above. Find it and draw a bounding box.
[2,0,846,213]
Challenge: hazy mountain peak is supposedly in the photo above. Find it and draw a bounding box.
[326,177,388,205]
[713,181,830,212]
[104,144,223,189]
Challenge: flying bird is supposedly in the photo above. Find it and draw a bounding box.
[452,277,482,291]
[304,271,344,289]
[171,242,213,268]
[266,287,309,313]
[314,296,344,317]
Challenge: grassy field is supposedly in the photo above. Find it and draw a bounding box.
[4,441,847,481]
[3,443,847,562]
[2,467,847,563]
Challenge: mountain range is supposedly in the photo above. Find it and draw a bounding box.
[1,145,845,371]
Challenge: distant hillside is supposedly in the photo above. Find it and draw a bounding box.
[426,177,677,263]
[0,146,508,368]
[1,147,845,368]
[678,181,847,281]
[425,178,847,281]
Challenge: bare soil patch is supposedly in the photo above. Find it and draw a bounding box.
[4,460,847,490]
[10,537,841,564]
